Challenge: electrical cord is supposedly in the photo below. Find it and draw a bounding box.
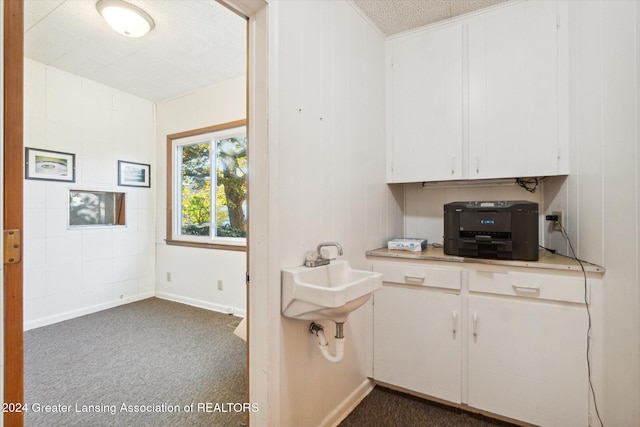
[556,221,604,427]
[515,176,547,193]
[538,244,556,254]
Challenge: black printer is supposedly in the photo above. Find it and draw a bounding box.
[444,201,539,261]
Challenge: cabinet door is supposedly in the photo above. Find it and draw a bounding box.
[374,285,461,403]
[468,1,567,179]
[389,24,463,183]
[467,294,588,426]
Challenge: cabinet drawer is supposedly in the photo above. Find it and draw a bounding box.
[469,270,587,304]
[372,262,461,290]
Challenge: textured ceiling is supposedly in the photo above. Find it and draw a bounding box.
[353,0,511,36]
[24,0,247,102]
[24,1,510,102]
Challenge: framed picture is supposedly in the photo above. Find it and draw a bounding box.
[25,147,76,182]
[118,160,151,188]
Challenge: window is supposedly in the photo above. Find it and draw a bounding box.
[69,190,126,228]
[166,120,247,250]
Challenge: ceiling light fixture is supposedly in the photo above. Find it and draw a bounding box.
[96,0,155,38]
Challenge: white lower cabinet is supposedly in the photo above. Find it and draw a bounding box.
[374,285,462,403]
[467,294,588,426]
[372,260,597,426]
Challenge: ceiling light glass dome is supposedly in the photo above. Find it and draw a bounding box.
[96,0,155,38]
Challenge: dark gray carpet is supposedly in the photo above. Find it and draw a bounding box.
[24,298,247,427]
[339,387,517,427]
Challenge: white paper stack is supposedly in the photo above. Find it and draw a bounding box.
[387,238,427,252]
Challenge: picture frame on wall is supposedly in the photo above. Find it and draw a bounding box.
[25,147,76,182]
[118,160,151,188]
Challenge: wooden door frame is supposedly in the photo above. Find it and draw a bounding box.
[3,0,24,426]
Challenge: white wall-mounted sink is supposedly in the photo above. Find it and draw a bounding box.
[281,260,382,322]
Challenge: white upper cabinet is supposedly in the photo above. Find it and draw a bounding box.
[387,1,569,183]
[468,1,568,179]
[388,23,464,183]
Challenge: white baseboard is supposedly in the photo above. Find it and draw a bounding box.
[154,291,246,318]
[23,292,155,331]
[319,378,375,427]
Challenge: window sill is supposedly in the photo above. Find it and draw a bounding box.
[165,239,246,252]
[69,224,127,230]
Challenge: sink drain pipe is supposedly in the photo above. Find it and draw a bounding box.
[309,322,345,363]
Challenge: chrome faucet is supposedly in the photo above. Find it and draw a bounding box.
[305,242,344,267]
[317,242,343,258]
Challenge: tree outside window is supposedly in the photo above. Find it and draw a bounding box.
[215,135,247,237]
[168,121,247,248]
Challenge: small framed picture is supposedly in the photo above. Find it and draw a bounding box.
[25,147,76,182]
[118,160,151,188]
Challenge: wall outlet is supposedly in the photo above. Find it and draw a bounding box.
[217,280,223,290]
[167,272,172,282]
[552,210,564,232]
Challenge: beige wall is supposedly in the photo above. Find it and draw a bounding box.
[154,76,247,315]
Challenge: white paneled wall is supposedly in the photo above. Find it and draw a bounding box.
[154,76,247,316]
[268,1,401,426]
[23,59,156,329]
[566,2,639,424]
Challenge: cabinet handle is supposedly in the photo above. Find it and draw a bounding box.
[512,283,540,293]
[451,156,455,175]
[452,311,458,335]
[404,274,425,283]
[475,156,480,174]
[472,314,479,338]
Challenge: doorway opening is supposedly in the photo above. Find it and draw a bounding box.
[5,0,258,426]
